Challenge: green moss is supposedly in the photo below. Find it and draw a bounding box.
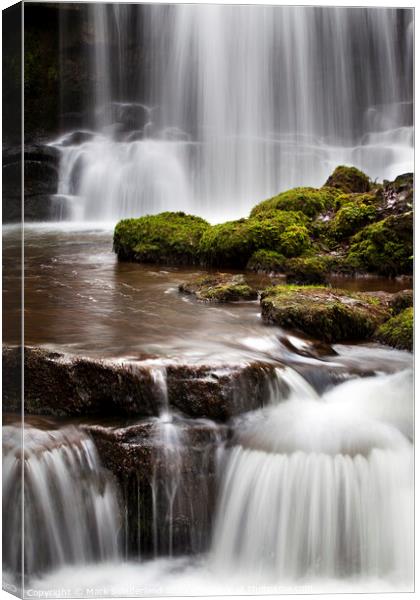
[324,165,371,194]
[260,285,391,343]
[284,256,329,284]
[247,250,286,273]
[199,213,310,268]
[329,196,378,240]
[179,273,258,303]
[250,187,339,219]
[113,212,210,265]
[375,307,413,351]
[346,212,413,276]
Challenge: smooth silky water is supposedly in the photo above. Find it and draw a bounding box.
[3,3,414,596]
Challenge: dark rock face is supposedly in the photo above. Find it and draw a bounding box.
[3,346,286,420]
[84,418,224,556]
[3,144,60,222]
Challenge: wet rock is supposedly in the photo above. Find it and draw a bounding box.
[2,346,285,421]
[179,273,258,302]
[2,144,60,222]
[389,289,413,314]
[84,417,225,556]
[58,130,95,146]
[260,285,392,343]
[381,173,413,216]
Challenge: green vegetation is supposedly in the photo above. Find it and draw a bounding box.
[247,249,286,272]
[179,273,258,303]
[113,212,210,265]
[375,307,413,351]
[260,285,391,343]
[198,213,310,268]
[328,194,378,239]
[250,187,338,219]
[284,256,328,284]
[324,165,371,194]
[346,212,413,276]
[113,168,413,281]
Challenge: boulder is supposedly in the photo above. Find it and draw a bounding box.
[260,285,393,343]
[323,165,371,194]
[179,273,258,302]
[2,346,286,421]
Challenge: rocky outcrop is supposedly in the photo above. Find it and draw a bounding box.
[179,273,258,302]
[3,346,286,420]
[3,144,60,222]
[260,286,393,343]
[375,307,413,351]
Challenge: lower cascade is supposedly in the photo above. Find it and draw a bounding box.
[2,425,121,576]
[211,370,413,583]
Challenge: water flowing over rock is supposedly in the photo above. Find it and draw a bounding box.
[211,370,413,582]
[2,346,288,420]
[48,5,412,223]
[2,424,121,576]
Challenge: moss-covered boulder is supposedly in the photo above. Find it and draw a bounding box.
[250,187,338,219]
[179,273,258,303]
[260,285,392,343]
[199,213,310,268]
[389,289,413,314]
[324,165,371,194]
[284,256,328,284]
[375,307,413,351]
[346,212,413,276]
[247,249,286,273]
[113,212,210,265]
[328,193,379,239]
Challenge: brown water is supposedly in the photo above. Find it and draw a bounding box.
[2,224,412,364]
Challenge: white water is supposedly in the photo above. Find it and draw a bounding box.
[22,364,413,594]
[54,5,413,222]
[2,425,121,576]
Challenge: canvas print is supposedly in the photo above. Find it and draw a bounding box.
[2,2,414,598]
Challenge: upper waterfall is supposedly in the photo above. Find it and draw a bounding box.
[54,5,413,222]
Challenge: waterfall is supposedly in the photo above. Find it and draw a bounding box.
[211,370,413,583]
[2,425,121,576]
[53,5,413,223]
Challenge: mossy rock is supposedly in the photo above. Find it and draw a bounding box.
[346,211,413,276]
[250,187,339,219]
[260,285,391,343]
[389,289,413,314]
[284,256,329,284]
[113,212,210,265]
[328,194,379,240]
[199,213,310,268]
[375,307,413,351]
[179,273,258,303]
[324,166,371,194]
[247,249,286,273]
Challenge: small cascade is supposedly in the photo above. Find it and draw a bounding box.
[211,370,413,583]
[120,367,222,558]
[2,425,121,576]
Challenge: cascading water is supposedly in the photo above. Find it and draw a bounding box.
[211,369,413,584]
[2,424,121,577]
[53,5,413,222]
